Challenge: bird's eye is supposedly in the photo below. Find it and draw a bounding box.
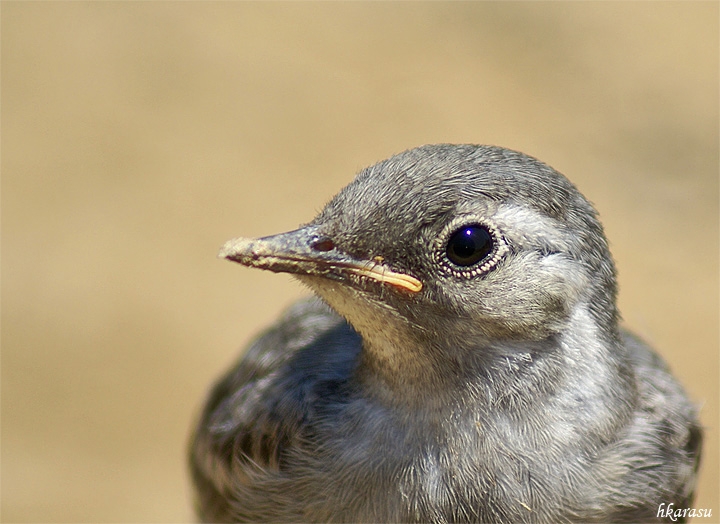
[446,225,493,267]
[435,218,507,278]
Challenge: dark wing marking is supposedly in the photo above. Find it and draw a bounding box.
[620,329,703,522]
[189,298,361,521]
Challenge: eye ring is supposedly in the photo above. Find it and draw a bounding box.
[434,217,508,278]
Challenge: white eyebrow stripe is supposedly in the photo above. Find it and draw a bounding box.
[491,204,577,251]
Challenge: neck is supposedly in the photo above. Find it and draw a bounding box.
[355,300,635,430]
[304,277,635,424]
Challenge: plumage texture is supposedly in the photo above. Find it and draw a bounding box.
[190,145,701,523]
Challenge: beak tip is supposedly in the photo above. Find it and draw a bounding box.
[218,237,254,262]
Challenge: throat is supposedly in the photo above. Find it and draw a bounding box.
[299,276,446,399]
[301,276,633,421]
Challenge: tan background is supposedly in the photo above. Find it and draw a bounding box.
[2,2,718,522]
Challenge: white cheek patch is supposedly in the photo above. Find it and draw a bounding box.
[538,253,591,304]
[491,204,592,303]
[492,204,576,253]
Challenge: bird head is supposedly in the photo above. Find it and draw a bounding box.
[221,145,619,369]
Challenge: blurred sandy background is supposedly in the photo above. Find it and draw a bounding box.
[2,2,717,522]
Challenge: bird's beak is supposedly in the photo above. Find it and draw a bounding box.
[219,226,422,293]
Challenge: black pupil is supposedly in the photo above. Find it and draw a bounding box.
[446,225,493,266]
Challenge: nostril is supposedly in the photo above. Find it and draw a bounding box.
[311,237,335,252]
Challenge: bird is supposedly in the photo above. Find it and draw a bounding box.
[189,144,701,523]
